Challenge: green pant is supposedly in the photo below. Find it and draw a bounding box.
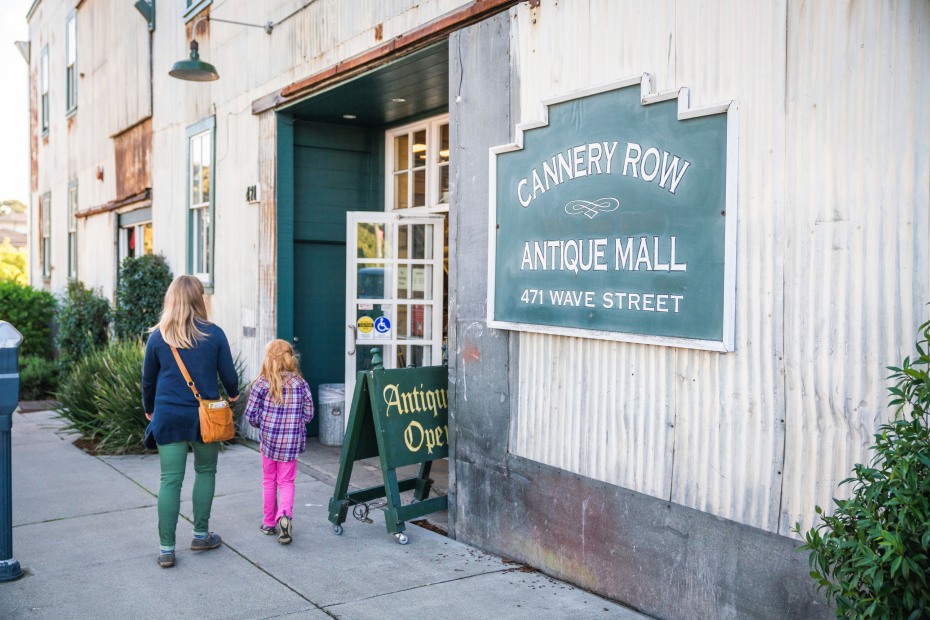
[157,440,219,549]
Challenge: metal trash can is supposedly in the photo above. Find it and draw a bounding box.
[318,383,345,447]
[0,321,23,582]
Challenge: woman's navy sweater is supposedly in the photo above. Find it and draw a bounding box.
[142,323,240,448]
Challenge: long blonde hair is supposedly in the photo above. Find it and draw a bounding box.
[152,275,210,348]
[257,339,302,404]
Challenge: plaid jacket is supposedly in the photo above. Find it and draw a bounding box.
[245,373,315,461]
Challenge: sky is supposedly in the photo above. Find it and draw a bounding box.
[0,1,31,206]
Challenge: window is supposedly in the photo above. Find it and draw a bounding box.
[65,13,77,114]
[119,222,153,262]
[183,0,212,22]
[40,192,51,279]
[187,117,214,285]
[67,183,77,279]
[386,116,450,211]
[40,46,49,134]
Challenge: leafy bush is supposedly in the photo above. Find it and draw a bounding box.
[56,280,111,368]
[56,341,146,454]
[0,279,56,358]
[18,355,59,401]
[56,341,250,454]
[797,317,930,618]
[115,254,172,342]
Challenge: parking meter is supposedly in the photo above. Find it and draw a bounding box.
[0,320,23,581]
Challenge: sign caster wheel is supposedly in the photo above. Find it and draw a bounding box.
[395,532,409,545]
[333,524,343,535]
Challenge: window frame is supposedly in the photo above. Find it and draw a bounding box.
[384,115,450,214]
[40,192,51,280]
[186,116,216,291]
[183,0,212,22]
[67,181,77,279]
[65,11,77,115]
[40,45,49,135]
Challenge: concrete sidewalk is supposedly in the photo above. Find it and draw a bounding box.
[1,408,650,619]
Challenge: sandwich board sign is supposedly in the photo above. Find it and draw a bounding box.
[489,74,738,351]
[327,366,449,544]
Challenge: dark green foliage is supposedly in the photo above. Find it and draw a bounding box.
[56,341,250,454]
[56,280,111,368]
[115,254,172,342]
[0,279,56,358]
[56,341,146,454]
[18,355,59,401]
[797,318,930,619]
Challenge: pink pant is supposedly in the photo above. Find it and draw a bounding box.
[261,454,297,527]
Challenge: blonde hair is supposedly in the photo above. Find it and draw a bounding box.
[152,275,210,348]
[257,339,302,404]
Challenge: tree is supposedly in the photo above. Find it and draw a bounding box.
[0,238,27,284]
[0,199,27,215]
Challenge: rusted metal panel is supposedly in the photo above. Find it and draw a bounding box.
[113,118,152,201]
[508,0,930,539]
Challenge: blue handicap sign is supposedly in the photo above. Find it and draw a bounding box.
[374,316,391,334]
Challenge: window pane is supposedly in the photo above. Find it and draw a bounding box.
[412,130,427,165]
[397,304,408,337]
[397,225,408,259]
[357,263,387,299]
[394,134,409,172]
[394,172,408,210]
[410,304,428,338]
[143,223,153,255]
[438,164,449,204]
[411,265,431,299]
[411,224,430,259]
[201,133,211,201]
[356,222,391,259]
[201,208,211,273]
[439,124,449,162]
[397,265,409,299]
[412,169,426,208]
[191,137,202,205]
[66,17,76,65]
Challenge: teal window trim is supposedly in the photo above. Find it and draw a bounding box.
[67,180,78,279]
[183,0,211,22]
[40,45,49,136]
[40,191,51,280]
[186,115,216,293]
[65,10,77,116]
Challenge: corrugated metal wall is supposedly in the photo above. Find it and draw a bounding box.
[509,0,929,537]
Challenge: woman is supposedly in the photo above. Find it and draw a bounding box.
[142,275,239,568]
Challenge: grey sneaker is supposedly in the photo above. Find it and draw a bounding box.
[190,532,222,551]
[157,551,175,568]
[277,515,292,545]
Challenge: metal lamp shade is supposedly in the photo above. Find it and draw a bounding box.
[169,40,219,81]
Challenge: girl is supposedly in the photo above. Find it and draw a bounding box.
[244,339,314,544]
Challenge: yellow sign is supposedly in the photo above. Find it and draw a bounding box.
[357,316,374,334]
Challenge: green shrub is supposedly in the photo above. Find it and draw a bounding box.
[0,279,56,358]
[56,280,111,368]
[797,317,930,618]
[56,341,146,453]
[18,355,59,401]
[115,254,172,342]
[56,341,250,454]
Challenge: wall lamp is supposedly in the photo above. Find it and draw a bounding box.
[169,15,274,82]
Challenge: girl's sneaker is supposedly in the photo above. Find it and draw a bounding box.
[277,515,292,544]
[260,524,277,535]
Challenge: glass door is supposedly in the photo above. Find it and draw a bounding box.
[345,211,445,400]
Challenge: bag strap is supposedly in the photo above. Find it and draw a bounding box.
[170,346,202,401]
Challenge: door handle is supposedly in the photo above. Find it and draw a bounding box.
[347,323,356,355]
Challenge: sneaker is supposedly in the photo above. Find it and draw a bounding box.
[277,515,292,545]
[157,551,175,568]
[260,524,277,535]
[190,532,222,551]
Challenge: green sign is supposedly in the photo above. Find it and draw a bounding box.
[328,366,449,543]
[489,76,737,351]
